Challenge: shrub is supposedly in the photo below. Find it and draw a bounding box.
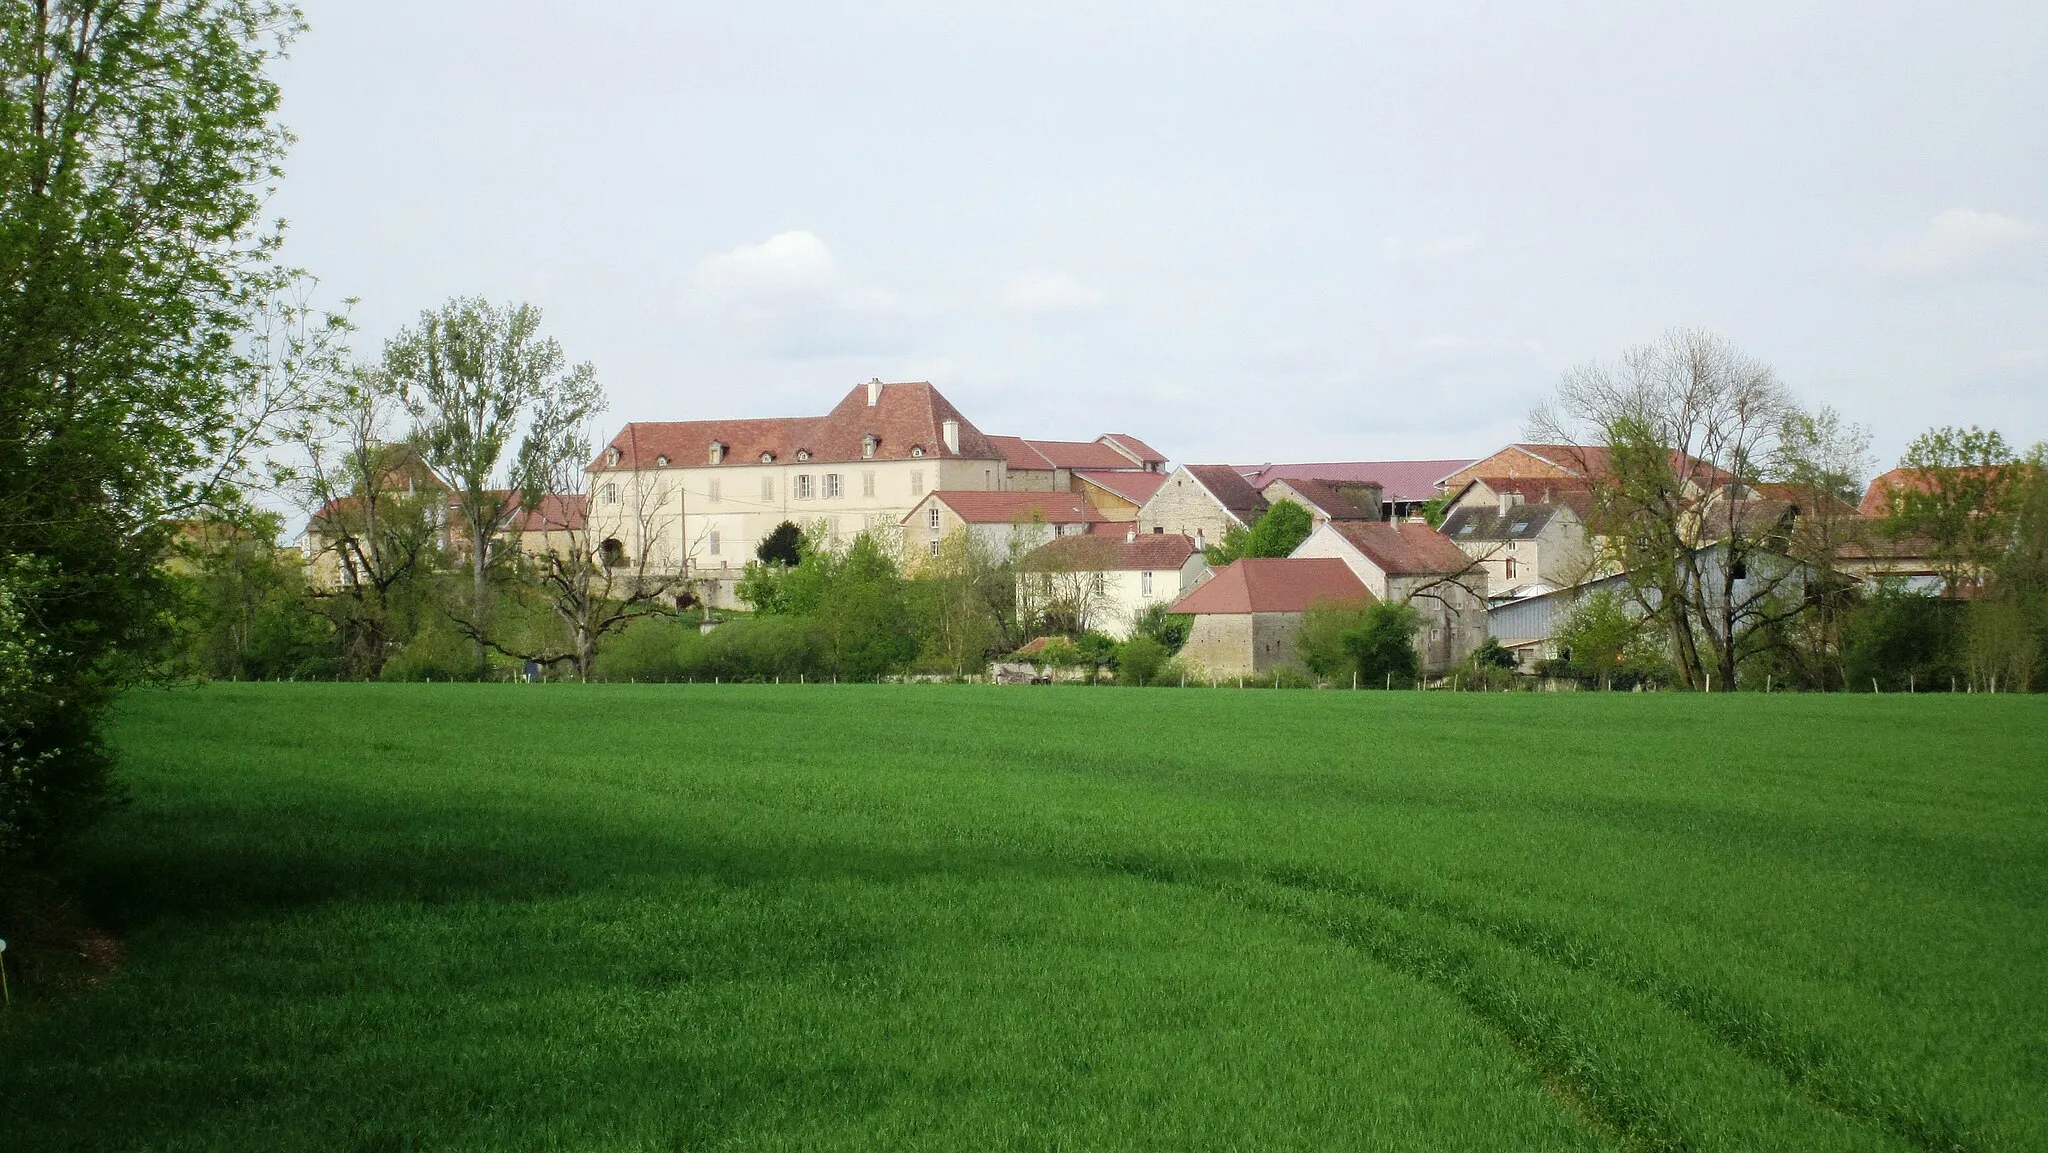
[1132,603,1193,653]
[1297,597,1373,679]
[591,615,693,682]
[1114,635,1169,686]
[1343,601,1423,688]
[1842,586,1964,691]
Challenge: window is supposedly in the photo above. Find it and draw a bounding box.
[1153,526,1163,534]
[862,435,878,459]
[928,539,941,557]
[709,442,726,464]
[1503,557,1516,581]
[1142,571,1154,597]
[761,476,774,501]
[927,506,941,530]
[708,479,721,503]
[759,451,774,463]
[1091,573,1106,595]
[795,475,814,499]
[655,454,669,468]
[796,449,811,462]
[862,471,876,497]
[709,530,721,556]
[824,473,843,499]
[910,445,925,458]
[602,483,618,505]
[911,470,924,495]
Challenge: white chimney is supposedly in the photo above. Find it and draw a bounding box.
[942,418,960,454]
[1498,491,1522,516]
[866,377,882,406]
[1194,529,1206,551]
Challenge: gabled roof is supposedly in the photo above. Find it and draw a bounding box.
[1262,478,1383,521]
[987,435,1141,472]
[1444,444,1735,490]
[1098,434,1167,467]
[908,491,1107,526]
[1074,469,1168,505]
[1169,558,1369,615]
[591,381,999,471]
[1441,503,1567,543]
[1455,476,1597,520]
[1180,465,1270,522]
[1322,521,1472,576]
[508,492,587,533]
[1020,533,1199,572]
[1856,466,2020,518]
[1238,460,1474,503]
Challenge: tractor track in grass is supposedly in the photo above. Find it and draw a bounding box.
[1081,851,1968,1153]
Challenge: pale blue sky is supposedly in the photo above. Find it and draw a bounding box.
[271,1,2047,471]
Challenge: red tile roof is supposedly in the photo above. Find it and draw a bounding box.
[1325,521,1472,576]
[1449,444,1736,490]
[1169,558,1370,614]
[1074,469,1168,505]
[1238,460,1475,503]
[1458,476,1597,520]
[911,491,1107,525]
[1099,434,1167,466]
[1021,532,1198,572]
[988,435,1144,471]
[1262,478,1383,520]
[590,381,998,472]
[1857,466,2019,518]
[1181,465,1270,520]
[508,492,587,533]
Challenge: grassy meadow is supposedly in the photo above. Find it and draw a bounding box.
[2,684,2045,1152]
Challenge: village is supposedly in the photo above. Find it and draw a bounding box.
[300,375,1947,683]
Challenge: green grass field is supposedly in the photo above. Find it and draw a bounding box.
[3,685,2045,1152]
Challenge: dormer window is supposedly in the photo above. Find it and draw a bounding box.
[709,442,727,465]
[655,454,670,468]
[760,451,774,464]
[862,434,878,460]
[796,449,811,462]
[910,445,925,458]
[604,446,622,466]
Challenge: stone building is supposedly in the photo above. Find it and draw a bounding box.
[1135,465,1269,549]
[1168,557,1370,678]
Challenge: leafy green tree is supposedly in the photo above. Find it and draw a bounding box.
[1343,601,1423,688]
[1882,426,2023,598]
[390,298,599,669]
[174,508,334,681]
[757,521,804,566]
[1841,585,1964,692]
[1114,635,1169,686]
[1295,597,1373,680]
[1132,602,1193,653]
[1,1,305,859]
[818,533,917,681]
[1469,637,1518,670]
[1245,500,1315,558]
[1202,523,1252,567]
[1548,590,1669,689]
[909,528,1017,676]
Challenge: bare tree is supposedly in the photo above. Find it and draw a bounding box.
[278,365,444,678]
[387,298,597,669]
[483,374,685,680]
[1530,329,1799,688]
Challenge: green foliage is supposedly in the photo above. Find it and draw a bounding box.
[1113,635,1170,686]
[0,1,303,860]
[380,618,494,683]
[1550,591,1658,688]
[173,511,336,681]
[1202,523,1252,567]
[1343,601,1423,688]
[589,615,700,682]
[1468,637,1519,671]
[1208,500,1316,567]
[909,529,1017,676]
[756,521,804,567]
[1245,500,1315,558]
[738,530,913,681]
[1418,494,1453,528]
[1841,586,1964,691]
[1296,598,1374,680]
[1886,426,2023,597]
[1132,602,1193,653]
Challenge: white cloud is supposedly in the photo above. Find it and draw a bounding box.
[1381,232,1485,266]
[1868,210,2044,283]
[683,231,919,358]
[693,230,840,300]
[1005,272,1106,314]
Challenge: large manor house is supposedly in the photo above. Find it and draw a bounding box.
[304,377,1951,679]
